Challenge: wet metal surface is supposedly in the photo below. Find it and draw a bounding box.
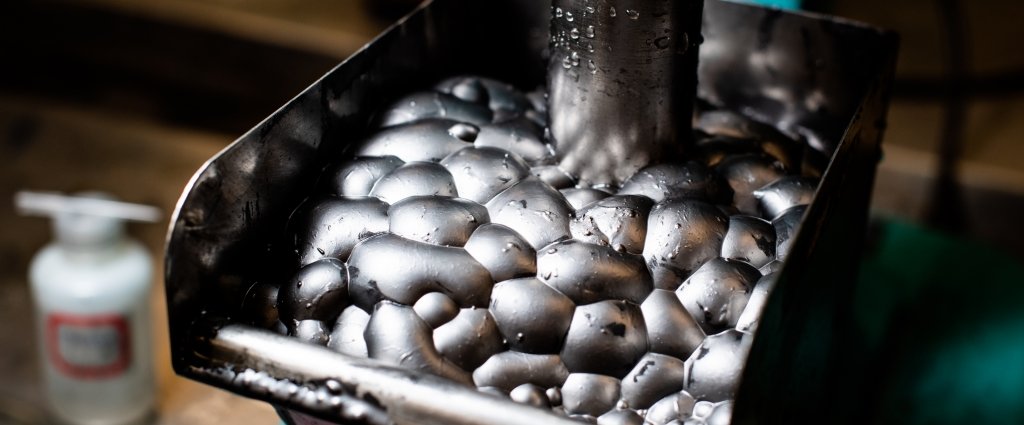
[548,0,703,188]
[163,0,898,423]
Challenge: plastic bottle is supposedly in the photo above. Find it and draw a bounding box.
[17,191,161,425]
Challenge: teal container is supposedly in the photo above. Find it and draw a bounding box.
[737,0,802,10]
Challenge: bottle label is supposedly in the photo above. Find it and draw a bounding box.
[46,313,131,380]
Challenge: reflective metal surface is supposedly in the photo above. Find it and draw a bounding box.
[463,223,538,282]
[484,178,574,249]
[164,0,898,423]
[645,391,696,425]
[570,195,653,255]
[548,0,703,188]
[434,308,504,370]
[561,373,621,416]
[682,330,753,403]
[204,324,578,425]
[472,351,570,392]
[620,353,687,409]
[440,146,532,204]
[489,277,575,354]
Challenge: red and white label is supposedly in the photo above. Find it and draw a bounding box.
[46,313,130,380]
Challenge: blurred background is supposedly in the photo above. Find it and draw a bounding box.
[0,0,1022,424]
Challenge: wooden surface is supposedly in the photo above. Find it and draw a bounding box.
[0,1,392,422]
[831,0,1024,256]
[64,0,385,58]
[0,0,385,134]
[0,97,276,425]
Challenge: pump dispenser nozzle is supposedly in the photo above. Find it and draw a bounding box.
[15,191,162,223]
[16,191,162,249]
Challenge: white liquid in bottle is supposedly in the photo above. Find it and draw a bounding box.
[19,192,159,425]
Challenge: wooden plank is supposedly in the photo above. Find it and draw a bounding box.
[0,1,364,134]
[0,96,277,424]
[58,0,383,59]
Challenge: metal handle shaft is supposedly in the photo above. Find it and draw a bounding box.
[203,325,580,425]
[548,0,703,188]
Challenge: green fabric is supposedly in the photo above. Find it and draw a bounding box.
[854,219,1024,424]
